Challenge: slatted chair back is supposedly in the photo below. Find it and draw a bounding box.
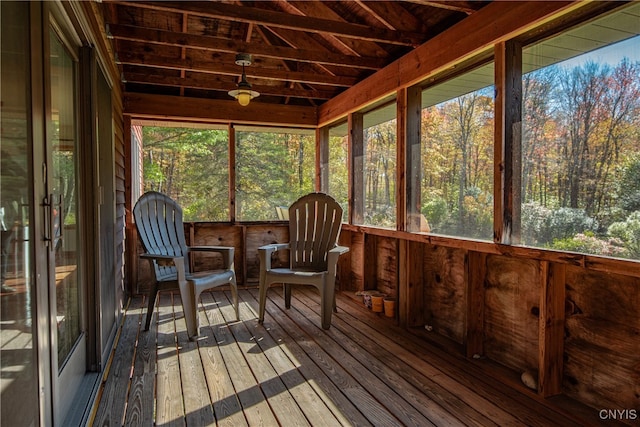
[133,191,190,281]
[288,193,343,272]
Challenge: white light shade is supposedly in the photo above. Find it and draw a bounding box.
[228,68,259,106]
[228,87,260,106]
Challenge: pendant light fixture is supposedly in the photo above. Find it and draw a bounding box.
[228,53,260,106]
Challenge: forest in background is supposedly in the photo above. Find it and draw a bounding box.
[142,57,640,261]
[418,58,640,259]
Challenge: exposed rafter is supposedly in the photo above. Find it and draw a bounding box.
[116,51,358,87]
[102,0,490,108]
[107,24,386,70]
[401,0,483,15]
[123,72,338,100]
[110,1,427,46]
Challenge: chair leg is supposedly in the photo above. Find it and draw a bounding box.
[321,279,335,330]
[179,280,198,339]
[258,273,268,324]
[144,284,159,331]
[230,277,239,321]
[284,283,292,309]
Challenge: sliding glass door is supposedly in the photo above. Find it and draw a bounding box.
[47,17,87,425]
[0,2,39,425]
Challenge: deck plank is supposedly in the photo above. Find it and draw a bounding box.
[93,297,143,426]
[200,292,279,426]
[257,287,437,426]
[175,295,217,426]
[236,291,371,426]
[293,288,496,427]
[125,296,156,426]
[334,291,590,427]
[256,288,409,426]
[93,288,608,427]
[214,292,311,426]
[258,291,399,425]
[155,293,185,426]
[219,290,345,426]
[197,293,248,427]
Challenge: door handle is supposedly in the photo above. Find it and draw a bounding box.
[43,193,63,251]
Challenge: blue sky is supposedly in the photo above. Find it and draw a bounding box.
[562,35,640,68]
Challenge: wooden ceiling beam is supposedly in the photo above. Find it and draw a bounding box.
[124,92,318,127]
[108,0,426,46]
[251,25,321,106]
[257,23,361,77]
[123,72,339,100]
[275,0,389,58]
[401,1,483,15]
[116,50,358,87]
[359,1,426,33]
[353,0,396,30]
[107,24,385,70]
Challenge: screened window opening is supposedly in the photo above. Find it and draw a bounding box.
[420,63,495,240]
[521,3,640,260]
[362,105,397,229]
[328,121,349,215]
[235,126,315,221]
[142,125,230,221]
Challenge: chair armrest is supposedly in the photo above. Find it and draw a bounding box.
[189,245,233,252]
[140,254,187,282]
[188,246,235,270]
[258,243,290,271]
[330,245,349,256]
[140,253,184,266]
[327,245,349,271]
[258,243,290,252]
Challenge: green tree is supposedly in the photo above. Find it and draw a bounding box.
[236,130,314,220]
[364,118,396,227]
[143,126,229,221]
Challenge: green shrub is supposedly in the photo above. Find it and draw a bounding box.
[607,211,640,259]
[522,202,598,245]
[550,232,625,257]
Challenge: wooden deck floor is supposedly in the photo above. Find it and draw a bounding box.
[91,287,606,426]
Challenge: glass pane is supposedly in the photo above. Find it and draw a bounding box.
[522,4,640,260]
[1,2,39,426]
[363,105,397,228]
[420,64,495,240]
[236,128,315,221]
[50,29,81,366]
[142,126,230,221]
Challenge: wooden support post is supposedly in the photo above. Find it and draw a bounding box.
[349,112,364,225]
[466,251,487,358]
[400,240,424,327]
[124,115,139,295]
[494,40,522,244]
[538,261,565,397]
[241,224,248,287]
[364,234,377,291]
[404,86,422,232]
[397,88,407,232]
[188,223,195,272]
[317,126,329,193]
[228,123,236,222]
[351,230,365,292]
[398,240,408,325]
[337,229,353,291]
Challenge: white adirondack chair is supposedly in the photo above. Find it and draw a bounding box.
[258,192,349,329]
[133,191,238,339]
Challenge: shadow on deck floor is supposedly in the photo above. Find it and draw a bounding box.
[91,287,610,426]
